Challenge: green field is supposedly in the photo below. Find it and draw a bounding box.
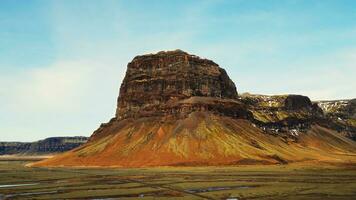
[0,161,356,199]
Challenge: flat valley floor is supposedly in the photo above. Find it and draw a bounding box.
[1,160,356,200]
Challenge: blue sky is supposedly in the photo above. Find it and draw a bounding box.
[1,0,355,141]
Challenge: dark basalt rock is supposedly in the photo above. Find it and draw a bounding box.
[116,50,238,120]
[284,95,312,110]
[346,99,356,118]
[315,99,356,140]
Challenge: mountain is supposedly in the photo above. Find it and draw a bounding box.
[316,99,356,140]
[240,94,356,141]
[32,50,356,167]
[0,137,88,155]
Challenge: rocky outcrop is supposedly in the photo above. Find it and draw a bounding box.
[0,137,88,155]
[284,95,312,110]
[316,99,356,140]
[116,50,238,120]
[239,93,326,141]
[346,99,356,118]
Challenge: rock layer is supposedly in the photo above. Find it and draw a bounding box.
[116,50,238,120]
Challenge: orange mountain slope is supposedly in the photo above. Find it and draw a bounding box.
[32,113,356,167]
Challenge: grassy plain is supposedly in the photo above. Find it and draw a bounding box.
[0,160,356,199]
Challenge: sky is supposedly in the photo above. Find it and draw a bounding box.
[1,0,356,142]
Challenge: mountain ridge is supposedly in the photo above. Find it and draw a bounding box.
[0,136,88,155]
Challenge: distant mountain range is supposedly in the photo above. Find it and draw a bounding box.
[0,136,88,155]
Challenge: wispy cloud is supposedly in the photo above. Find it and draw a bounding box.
[0,58,123,141]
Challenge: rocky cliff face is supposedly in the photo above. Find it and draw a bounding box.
[317,99,356,118]
[316,99,356,140]
[284,95,313,110]
[238,93,325,142]
[116,50,238,120]
[0,137,88,155]
[32,50,356,168]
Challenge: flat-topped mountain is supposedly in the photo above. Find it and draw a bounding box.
[32,50,356,167]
